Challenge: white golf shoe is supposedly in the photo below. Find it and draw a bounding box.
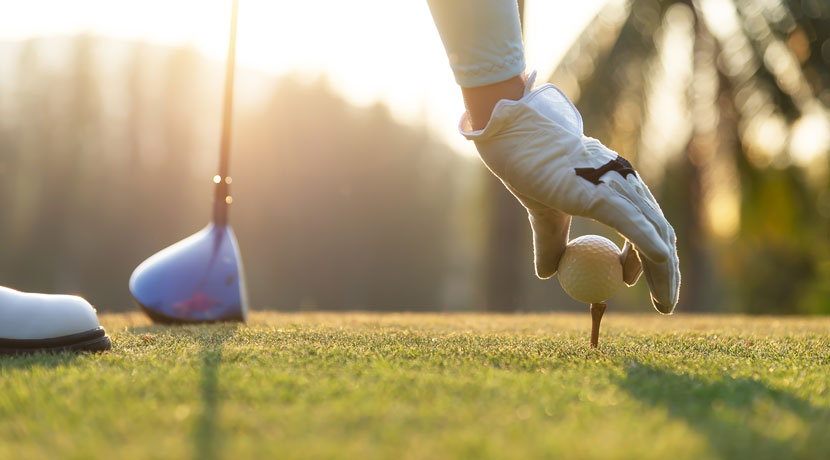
[0,286,111,354]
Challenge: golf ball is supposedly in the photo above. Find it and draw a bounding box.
[557,235,624,303]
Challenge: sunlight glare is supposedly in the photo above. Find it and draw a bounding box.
[789,104,830,168]
[4,0,605,157]
[638,3,695,184]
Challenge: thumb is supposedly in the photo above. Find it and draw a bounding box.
[527,208,571,279]
[620,240,643,286]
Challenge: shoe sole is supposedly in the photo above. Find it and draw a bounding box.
[0,327,111,355]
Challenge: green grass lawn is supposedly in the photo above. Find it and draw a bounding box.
[1,312,828,460]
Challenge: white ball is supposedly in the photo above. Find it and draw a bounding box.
[558,235,624,303]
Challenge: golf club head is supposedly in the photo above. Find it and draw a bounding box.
[129,223,248,323]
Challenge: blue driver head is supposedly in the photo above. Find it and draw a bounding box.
[130,0,247,324]
[129,223,248,323]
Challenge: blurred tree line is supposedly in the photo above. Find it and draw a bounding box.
[0,35,580,312]
[1,1,828,316]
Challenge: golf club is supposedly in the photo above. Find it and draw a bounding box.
[129,0,248,323]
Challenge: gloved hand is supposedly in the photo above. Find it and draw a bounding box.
[460,72,680,313]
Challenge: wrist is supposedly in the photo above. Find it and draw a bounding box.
[461,74,526,131]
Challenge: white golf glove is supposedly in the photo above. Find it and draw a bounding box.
[461,72,680,313]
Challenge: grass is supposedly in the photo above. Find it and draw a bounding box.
[0,312,828,460]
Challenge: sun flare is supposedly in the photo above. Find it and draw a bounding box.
[3,0,605,155]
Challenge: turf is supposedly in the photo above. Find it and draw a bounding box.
[1,312,828,460]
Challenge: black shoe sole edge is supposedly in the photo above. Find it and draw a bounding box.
[136,300,245,325]
[0,327,112,355]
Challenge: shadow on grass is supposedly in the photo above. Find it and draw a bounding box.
[128,323,239,460]
[618,363,830,459]
[191,324,238,460]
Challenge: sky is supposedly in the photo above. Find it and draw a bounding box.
[2,0,607,155]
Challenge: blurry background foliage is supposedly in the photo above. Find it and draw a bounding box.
[0,0,828,314]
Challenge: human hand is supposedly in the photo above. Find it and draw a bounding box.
[460,73,680,313]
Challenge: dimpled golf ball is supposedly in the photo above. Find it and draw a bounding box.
[558,235,624,303]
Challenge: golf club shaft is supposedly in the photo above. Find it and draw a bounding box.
[213,0,239,226]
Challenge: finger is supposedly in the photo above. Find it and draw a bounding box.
[527,207,571,279]
[508,186,572,279]
[620,240,643,286]
[637,224,681,313]
[640,251,680,314]
[606,176,673,244]
[605,177,681,311]
[588,194,670,263]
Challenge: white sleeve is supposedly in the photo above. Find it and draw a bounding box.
[426,0,525,87]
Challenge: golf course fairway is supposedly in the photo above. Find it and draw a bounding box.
[1,312,828,459]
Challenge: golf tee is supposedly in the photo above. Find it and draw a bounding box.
[590,303,607,348]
